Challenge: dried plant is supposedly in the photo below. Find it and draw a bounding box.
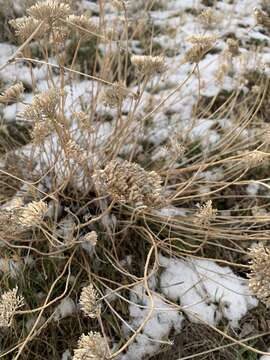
[73,332,109,360]
[101,81,129,107]
[17,200,48,228]
[81,231,98,247]
[79,283,101,318]
[0,287,24,327]
[0,82,24,104]
[254,8,270,29]
[242,150,268,169]
[27,0,71,24]
[67,15,98,39]
[198,8,220,29]
[184,35,217,64]
[22,89,60,121]
[9,17,45,42]
[226,38,240,57]
[94,160,163,208]
[131,55,167,78]
[248,244,270,305]
[196,200,217,226]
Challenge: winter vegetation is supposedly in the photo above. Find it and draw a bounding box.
[1,0,270,359]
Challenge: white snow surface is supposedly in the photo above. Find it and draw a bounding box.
[159,254,258,327]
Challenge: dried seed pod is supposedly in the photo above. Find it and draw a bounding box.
[94,160,163,208]
[79,283,101,318]
[0,287,24,327]
[73,332,109,360]
[131,55,167,78]
[0,82,24,104]
[248,244,270,305]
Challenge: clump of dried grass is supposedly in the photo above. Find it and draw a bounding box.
[1,0,270,359]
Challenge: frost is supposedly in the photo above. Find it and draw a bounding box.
[53,298,76,321]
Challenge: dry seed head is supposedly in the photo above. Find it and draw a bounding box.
[27,1,71,24]
[73,111,94,132]
[31,119,53,145]
[9,17,45,42]
[67,15,98,39]
[186,34,217,46]
[94,160,163,208]
[254,8,270,29]
[198,8,219,29]
[22,88,60,121]
[164,138,185,160]
[131,55,167,77]
[248,244,270,305]
[65,138,86,162]
[51,26,70,44]
[226,38,240,56]
[79,283,101,318]
[18,200,48,228]
[81,231,98,247]
[196,200,217,226]
[215,62,230,85]
[0,82,24,104]
[0,287,24,327]
[73,332,109,360]
[243,150,268,169]
[101,81,129,108]
[111,0,127,12]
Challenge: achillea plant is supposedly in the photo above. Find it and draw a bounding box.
[73,332,109,360]
[254,8,270,29]
[248,244,270,305]
[94,160,163,208]
[81,231,98,247]
[22,89,60,121]
[9,17,45,42]
[67,15,98,39]
[0,287,24,327]
[17,200,48,228]
[0,82,24,104]
[101,81,129,107]
[184,35,217,64]
[131,55,167,77]
[79,283,101,318]
[196,200,217,226]
[27,0,71,24]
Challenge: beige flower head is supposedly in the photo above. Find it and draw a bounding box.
[196,200,217,226]
[18,200,48,228]
[79,283,101,318]
[0,287,24,327]
[248,244,270,305]
[131,55,167,78]
[27,1,71,24]
[73,332,109,360]
[94,160,163,208]
[0,82,24,104]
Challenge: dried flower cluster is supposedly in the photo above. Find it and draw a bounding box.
[196,200,217,226]
[198,8,219,29]
[226,38,240,57]
[242,150,268,169]
[0,82,24,104]
[22,89,60,121]
[94,160,163,208]
[0,287,24,327]
[67,15,98,39]
[27,1,71,24]
[79,283,101,318]
[184,35,217,64]
[81,231,98,247]
[73,332,109,360]
[65,138,86,162]
[17,200,48,228]
[254,8,270,29]
[131,55,167,77]
[164,137,185,160]
[248,244,270,305]
[9,17,45,42]
[101,81,129,107]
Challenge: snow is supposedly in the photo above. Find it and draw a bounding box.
[121,283,184,360]
[159,254,258,327]
[53,297,77,321]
